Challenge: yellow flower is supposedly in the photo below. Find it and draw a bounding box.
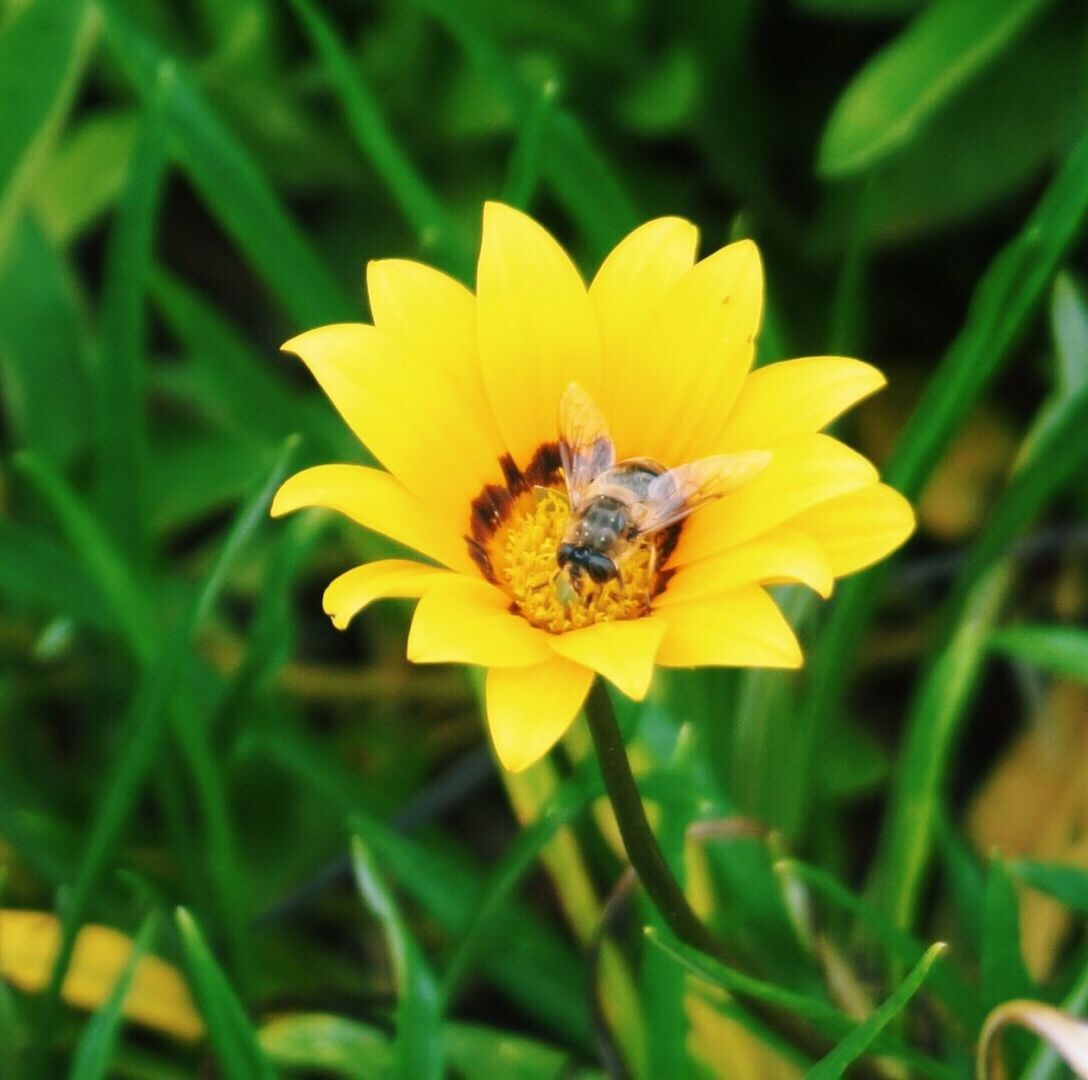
[271,204,914,772]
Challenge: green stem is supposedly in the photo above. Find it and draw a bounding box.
[582,679,831,1063]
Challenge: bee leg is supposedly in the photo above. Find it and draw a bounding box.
[613,564,628,599]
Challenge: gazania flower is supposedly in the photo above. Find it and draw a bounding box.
[271,204,914,772]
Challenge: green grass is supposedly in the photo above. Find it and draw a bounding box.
[2,0,1088,1076]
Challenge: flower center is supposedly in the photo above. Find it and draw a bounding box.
[489,486,661,633]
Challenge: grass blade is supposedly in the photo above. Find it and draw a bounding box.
[412,0,639,260]
[440,768,597,1005]
[989,625,1088,682]
[14,452,156,662]
[980,858,1035,1010]
[1021,957,1088,1080]
[93,90,169,568]
[176,908,275,1080]
[1008,861,1088,914]
[807,943,947,1079]
[0,0,97,260]
[818,0,1055,176]
[289,0,472,281]
[776,858,985,1029]
[99,0,355,326]
[500,81,557,211]
[351,835,443,1080]
[68,912,160,1080]
[34,439,298,1048]
[795,128,1088,833]
[876,378,1088,928]
[0,216,90,467]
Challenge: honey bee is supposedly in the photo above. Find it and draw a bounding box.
[555,383,771,597]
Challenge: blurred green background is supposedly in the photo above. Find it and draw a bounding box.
[2,0,1088,1076]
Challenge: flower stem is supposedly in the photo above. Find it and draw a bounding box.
[582,679,828,1061]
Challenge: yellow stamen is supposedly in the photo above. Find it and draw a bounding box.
[491,487,659,633]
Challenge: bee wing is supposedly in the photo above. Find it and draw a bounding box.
[631,450,772,536]
[558,382,616,510]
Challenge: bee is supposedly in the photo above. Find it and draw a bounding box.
[554,382,771,598]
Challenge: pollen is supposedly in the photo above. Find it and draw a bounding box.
[490,487,660,634]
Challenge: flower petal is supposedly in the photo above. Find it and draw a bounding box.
[476,202,601,470]
[657,527,834,607]
[720,356,886,451]
[589,216,698,443]
[654,586,803,669]
[788,483,916,576]
[271,464,474,574]
[282,322,499,521]
[322,560,457,630]
[549,617,665,701]
[607,239,762,465]
[407,577,552,668]
[365,258,505,463]
[486,657,594,772]
[670,433,879,565]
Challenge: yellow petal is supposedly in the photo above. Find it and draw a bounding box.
[657,527,834,606]
[407,577,552,667]
[789,483,916,576]
[365,258,505,464]
[282,322,499,520]
[607,239,762,465]
[655,586,803,669]
[322,559,457,630]
[549,617,666,700]
[720,356,886,450]
[0,910,203,1042]
[671,433,879,565]
[589,216,698,442]
[486,657,594,772]
[271,464,474,574]
[476,201,601,470]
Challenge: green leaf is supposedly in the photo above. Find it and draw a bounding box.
[150,268,352,459]
[775,859,985,1029]
[0,520,108,630]
[818,0,1057,176]
[289,0,472,281]
[981,858,1035,1015]
[1009,861,1088,914]
[176,908,275,1080]
[68,912,160,1080]
[261,728,590,1044]
[0,216,89,466]
[260,1013,393,1075]
[99,0,355,327]
[14,452,156,663]
[806,943,947,1079]
[500,80,557,211]
[259,1013,601,1079]
[798,0,923,15]
[989,625,1088,682]
[1050,272,1088,396]
[1021,956,1088,1080]
[34,109,138,243]
[34,440,298,1042]
[0,0,97,260]
[812,6,1088,249]
[795,124,1088,834]
[351,835,443,1080]
[413,0,639,260]
[440,767,597,1004]
[645,925,850,1033]
[92,91,169,568]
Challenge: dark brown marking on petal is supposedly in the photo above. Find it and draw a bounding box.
[653,566,676,598]
[465,536,495,581]
[656,522,682,569]
[525,441,562,487]
[500,453,529,496]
